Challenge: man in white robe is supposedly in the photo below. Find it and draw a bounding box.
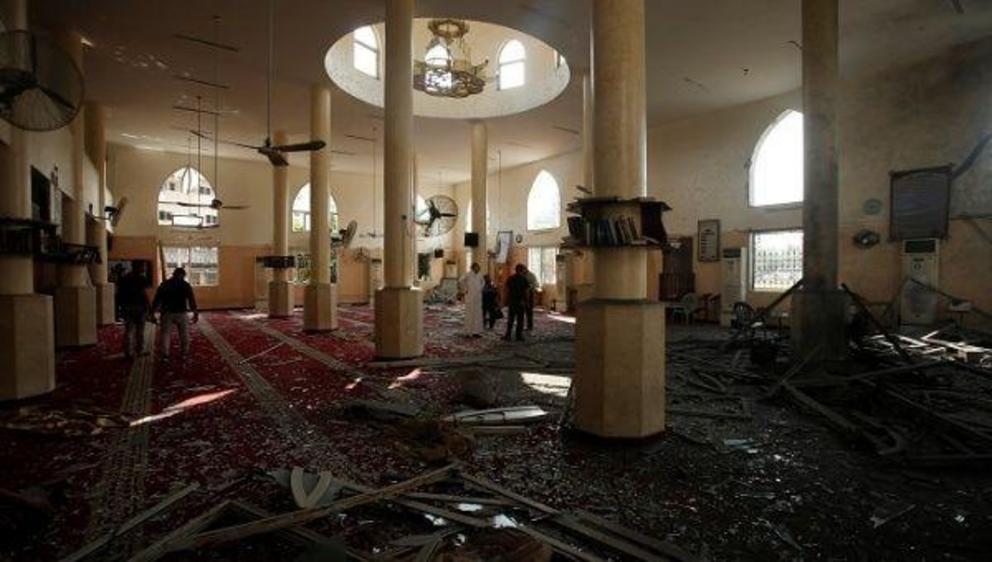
[458,262,485,337]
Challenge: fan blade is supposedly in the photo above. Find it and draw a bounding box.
[35,84,75,111]
[440,212,457,217]
[271,140,325,152]
[221,205,250,210]
[174,202,208,208]
[189,130,259,150]
[260,148,288,166]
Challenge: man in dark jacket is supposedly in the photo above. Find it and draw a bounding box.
[117,261,152,358]
[504,264,531,342]
[152,267,199,361]
[482,274,501,330]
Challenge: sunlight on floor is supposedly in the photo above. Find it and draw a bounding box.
[130,389,237,426]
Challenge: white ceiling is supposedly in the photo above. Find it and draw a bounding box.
[32,0,992,184]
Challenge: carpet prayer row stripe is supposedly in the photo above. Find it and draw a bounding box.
[85,323,156,543]
[197,316,354,478]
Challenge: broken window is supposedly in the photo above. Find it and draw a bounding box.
[750,110,804,207]
[751,229,802,291]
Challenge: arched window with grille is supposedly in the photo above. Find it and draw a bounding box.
[526,170,561,231]
[749,110,804,207]
[291,183,339,233]
[353,25,379,78]
[157,166,218,228]
[498,39,526,90]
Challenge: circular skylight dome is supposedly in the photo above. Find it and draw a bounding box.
[325,18,570,120]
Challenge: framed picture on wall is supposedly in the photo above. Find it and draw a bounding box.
[495,231,512,263]
[698,219,720,262]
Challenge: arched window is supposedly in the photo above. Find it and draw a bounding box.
[498,39,526,90]
[527,170,561,231]
[291,183,339,233]
[750,110,803,207]
[353,25,379,78]
[157,166,218,227]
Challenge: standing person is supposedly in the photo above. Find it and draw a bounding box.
[482,274,501,330]
[117,260,153,359]
[458,262,485,337]
[152,267,199,361]
[523,265,539,331]
[504,264,530,342]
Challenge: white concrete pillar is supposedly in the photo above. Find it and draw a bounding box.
[374,0,423,358]
[268,130,294,317]
[0,0,55,399]
[304,84,337,331]
[470,120,488,273]
[85,101,115,325]
[574,0,665,439]
[54,29,96,347]
[582,71,594,191]
[791,0,846,359]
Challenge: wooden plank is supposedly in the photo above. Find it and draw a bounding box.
[781,382,860,435]
[401,492,513,507]
[764,346,820,398]
[458,472,560,515]
[574,510,698,562]
[335,480,490,529]
[60,482,200,562]
[842,283,913,363]
[227,502,374,562]
[518,525,606,562]
[166,464,456,553]
[552,514,669,562]
[128,500,233,562]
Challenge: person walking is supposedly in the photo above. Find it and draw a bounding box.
[458,262,485,337]
[482,274,501,330]
[523,265,539,331]
[152,267,199,361]
[117,260,153,359]
[504,264,530,342]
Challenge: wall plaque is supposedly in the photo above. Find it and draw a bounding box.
[697,219,720,262]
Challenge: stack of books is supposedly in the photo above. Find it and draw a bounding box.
[566,215,653,246]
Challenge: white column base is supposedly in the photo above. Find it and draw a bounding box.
[268,280,294,318]
[54,285,97,347]
[0,294,56,400]
[304,282,338,332]
[374,287,423,359]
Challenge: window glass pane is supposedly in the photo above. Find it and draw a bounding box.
[527,170,561,230]
[499,60,525,90]
[751,111,804,207]
[354,26,377,49]
[751,230,803,291]
[499,40,525,63]
[528,247,542,279]
[354,43,378,77]
[541,248,557,285]
[157,166,217,227]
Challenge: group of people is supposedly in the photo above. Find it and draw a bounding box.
[458,262,538,341]
[116,262,199,361]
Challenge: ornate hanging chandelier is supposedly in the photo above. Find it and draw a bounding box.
[413,19,488,98]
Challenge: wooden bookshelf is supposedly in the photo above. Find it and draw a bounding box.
[563,196,671,249]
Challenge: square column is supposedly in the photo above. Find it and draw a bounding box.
[304,85,337,332]
[85,102,115,326]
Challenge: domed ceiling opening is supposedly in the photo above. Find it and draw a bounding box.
[325,18,570,120]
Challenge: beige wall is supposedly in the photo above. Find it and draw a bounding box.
[451,38,992,326]
[107,142,458,309]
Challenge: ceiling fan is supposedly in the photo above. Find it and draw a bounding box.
[174,198,248,211]
[0,30,83,131]
[415,195,459,238]
[194,0,324,166]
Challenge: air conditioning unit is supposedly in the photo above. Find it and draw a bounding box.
[900,239,939,325]
[720,247,748,327]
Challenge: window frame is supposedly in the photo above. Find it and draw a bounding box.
[353,25,379,79]
[291,184,340,233]
[749,228,803,293]
[497,39,526,91]
[162,245,220,287]
[527,246,558,286]
[526,170,562,232]
[156,166,218,228]
[748,110,805,210]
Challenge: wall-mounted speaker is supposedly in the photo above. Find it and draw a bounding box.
[434,248,444,258]
[464,232,479,247]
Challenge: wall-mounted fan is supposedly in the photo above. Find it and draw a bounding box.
[332,220,358,249]
[416,195,458,238]
[0,30,83,131]
[97,196,128,227]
